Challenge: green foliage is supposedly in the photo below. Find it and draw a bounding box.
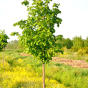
[0,50,66,88]
[51,64,88,88]
[64,38,73,49]
[1,50,88,88]
[55,35,65,49]
[10,32,20,36]
[55,35,73,49]
[77,47,88,55]
[13,0,62,63]
[84,37,88,47]
[6,40,23,50]
[21,0,29,6]
[72,36,84,51]
[0,30,9,51]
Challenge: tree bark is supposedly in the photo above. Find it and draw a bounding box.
[42,63,45,88]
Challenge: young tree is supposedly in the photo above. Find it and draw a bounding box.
[0,30,9,67]
[13,0,62,87]
[55,35,65,49]
[72,36,84,51]
[84,37,88,47]
[64,38,73,49]
[0,30,9,51]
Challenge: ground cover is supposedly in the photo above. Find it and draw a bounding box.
[0,50,88,88]
[0,50,66,88]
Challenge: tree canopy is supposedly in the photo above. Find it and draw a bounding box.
[72,36,84,51]
[0,30,9,51]
[13,0,62,63]
[64,38,73,49]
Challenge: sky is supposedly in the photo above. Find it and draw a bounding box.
[0,0,88,41]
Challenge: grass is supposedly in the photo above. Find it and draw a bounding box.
[57,49,88,61]
[0,49,88,88]
[0,50,66,88]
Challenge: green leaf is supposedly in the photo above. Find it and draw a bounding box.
[21,0,29,6]
[13,0,62,63]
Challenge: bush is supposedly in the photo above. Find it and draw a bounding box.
[64,38,73,49]
[0,30,9,51]
[77,47,88,55]
[72,36,84,51]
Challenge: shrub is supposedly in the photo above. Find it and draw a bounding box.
[72,36,84,51]
[0,30,9,51]
[78,47,88,55]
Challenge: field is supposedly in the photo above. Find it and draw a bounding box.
[0,49,88,88]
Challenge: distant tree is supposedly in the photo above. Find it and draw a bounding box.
[0,30,9,51]
[55,35,65,49]
[13,0,62,88]
[84,37,88,47]
[56,35,63,40]
[72,36,84,51]
[64,38,73,49]
[6,40,22,50]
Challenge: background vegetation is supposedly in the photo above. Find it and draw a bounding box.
[0,34,88,88]
[0,48,88,88]
[55,35,88,56]
[0,30,9,51]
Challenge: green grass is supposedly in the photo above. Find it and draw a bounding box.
[0,49,88,88]
[0,50,66,88]
[57,49,88,61]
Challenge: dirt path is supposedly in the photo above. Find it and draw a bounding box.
[20,53,88,68]
[52,57,88,68]
[20,53,30,56]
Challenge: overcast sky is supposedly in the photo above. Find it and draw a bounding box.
[0,0,88,41]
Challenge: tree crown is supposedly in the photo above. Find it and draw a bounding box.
[13,0,62,63]
[0,30,9,51]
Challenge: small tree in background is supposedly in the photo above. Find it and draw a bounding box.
[72,36,84,51]
[0,30,9,51]
[65,38,73,49]
[13,0,62,88]
[55,35,65,49]
[84,37,88,47]
[0,30,9,67]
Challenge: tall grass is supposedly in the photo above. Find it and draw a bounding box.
[0,50,66,88]
[0,50,88,88]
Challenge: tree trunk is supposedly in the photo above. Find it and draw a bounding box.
[42,63,45,88]
[2,48,5,68]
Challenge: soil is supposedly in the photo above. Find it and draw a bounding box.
[20,53,88,68]
[20,53,30,56]
[52,57,88,68]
